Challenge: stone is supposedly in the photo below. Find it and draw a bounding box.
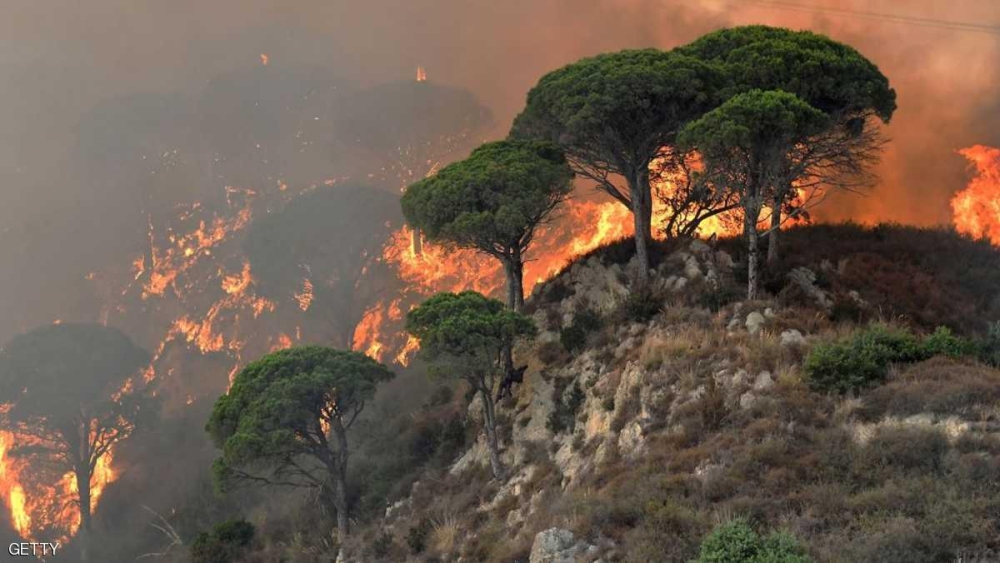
[617,420,646,458]
[753,371,774,391]
[780,329,807,347]
[684,255,703,280]
[529,528,596,563]
[746,311,766,335]
[764,307,776,318]
[787,267,833,309]
[740,391,757,410]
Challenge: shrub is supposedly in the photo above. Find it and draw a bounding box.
[406,518,432,554]
[546,381,586,434]
[191,520,255,563]
[978,321,1000,367]
[805,337,887,394]
[805,324,973,394]
[922,326,976,358]
[560,308,603,352]
[696,519,812,563]
[622,286,663,323]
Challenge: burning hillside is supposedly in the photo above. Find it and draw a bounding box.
[953,145,1000,245]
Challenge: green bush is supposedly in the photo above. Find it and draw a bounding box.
[560,308,602,352]
[191,520,255,563]
[696,519,812,563]
[922,326,976,359]
[806,325,979,394]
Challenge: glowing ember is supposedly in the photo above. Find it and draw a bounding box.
[952,145,1000,245]
[416,66,427,82]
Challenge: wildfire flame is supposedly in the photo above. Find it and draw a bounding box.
[952,145,1000,245]
[260,53,269,66]
[0,429,116,545]
[415,66,427,82]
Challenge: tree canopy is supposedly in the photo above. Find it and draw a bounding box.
[0,323,151,555]
[400,140,574,309]
[406,291,535,478]
[206,346,394,540]
[511,48,724,281]
[677,26,896,122]
[679,89,830,299]
[244,184,402,346]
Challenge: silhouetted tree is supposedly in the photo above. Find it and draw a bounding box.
[206,346,394,542]
[0,323,152,560]
[244,184,402,347]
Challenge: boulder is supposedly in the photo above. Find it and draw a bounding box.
[745,311,766,335]
[780,329,807,347]
[529,528,596,563]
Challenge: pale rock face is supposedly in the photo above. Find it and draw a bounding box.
[740,391,757,410]
[513,374,557,446]
[753,371,774,391]
[529,528,597,563]
[745,311,767,335]
[617,420,646,458]
[780,329,807,347]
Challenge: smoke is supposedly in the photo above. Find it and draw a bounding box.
[0,0,995,348]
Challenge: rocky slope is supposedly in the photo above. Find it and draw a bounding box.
[351,225,1000,563]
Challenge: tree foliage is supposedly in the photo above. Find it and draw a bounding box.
[0,323,152,549]
[244,184,402,346]
[680,89,829,298]
[679,26,896,263]
[401,140,573,309]
[406,292,535,477]
[511,48,724,281]
[206,346,394,540]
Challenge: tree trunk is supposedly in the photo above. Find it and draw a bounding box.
[745,203,761,301]
[331,423,350,543]
[511,248,525,311]
[501,258,524,312]
[630,169,653,285]
[75,466,91,561]
[767,193,782,266]
[479,388,504,479]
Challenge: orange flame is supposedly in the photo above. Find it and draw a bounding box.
[952,145,1000,245]
[416,66,427,82]
[260,53,269,66]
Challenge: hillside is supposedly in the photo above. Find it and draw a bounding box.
[335,223,1000,563]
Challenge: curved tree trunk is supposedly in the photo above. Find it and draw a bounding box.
[630,169,654,285]
[745,200,762,301]
[479,387,504,479]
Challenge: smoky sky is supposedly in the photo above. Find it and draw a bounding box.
[1,0,998,341]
